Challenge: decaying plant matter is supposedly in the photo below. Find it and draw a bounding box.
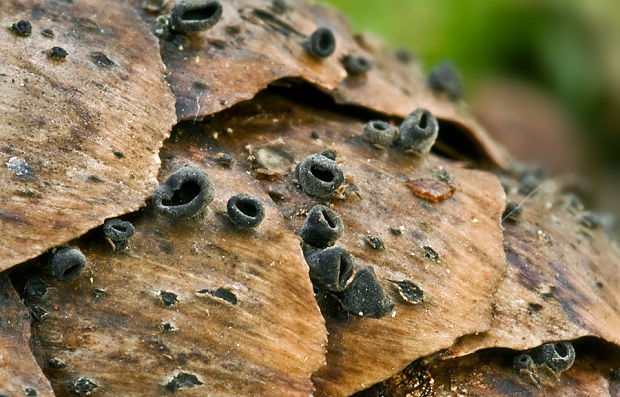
[0,0,618,396]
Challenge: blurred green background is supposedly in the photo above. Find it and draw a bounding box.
[321,0,620,215]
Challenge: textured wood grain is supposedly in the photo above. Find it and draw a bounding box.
[449,181,620,357]
[358,339,620,397]
[141,0,507,166]
[0,273,54,397]
[0,0,176,270]
[19,121,327,396]
[188,91,507,396]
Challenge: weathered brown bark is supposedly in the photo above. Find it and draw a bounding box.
[0,0,618,396]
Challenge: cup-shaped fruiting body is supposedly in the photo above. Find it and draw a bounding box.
[342,55,371,76]
[170,0,223,33]
[304,28,336,59]
[296,154,344,198]
[363,120,398,147]
[50,247,86,282]
[152,165,215,218]
[299,205,344,248]
[227,193,265,228]
[103,218,135,251]
[428,61,463,100]
[343,266,394,318]
[305,246,354,292]
[398,108,439,155]
[514,353,534,371]
[533,341,575,374]
[48,46,68,61]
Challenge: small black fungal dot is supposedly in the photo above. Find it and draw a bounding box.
[503,202,523,223]
[152,165,215,218]
[227,193,265,228]
[86,174,104,183]
[299,204,344,248]
[395,48,412,63]
[93,288,105,299]
[48,357,66,369]
[160,291,178,306]
[10,20,32,36]
[422,246,439,261]
[296,154,344,198]
[113,151,124,158]
[159,243,174,254]
[169,0,223,33]
[24,278,48,300]
[90,51,115,67]
[311,131,320,139]
[595,281,603,289]
[391,280,423,304]
[304,27,336,59]
[160,323,174,332]
[389,227,402,236]
[436,169,452,183]
[343,266,394,318]
[41,28,54,38]
[225,25,240,35]
[365,235,384,250]
[363,120,397,147]
[166,372,203,392]
[50,247,86,282]
[23,388,37,397]
[428,61,463,100]
[320,150,337,161]
[398,108,439,155]
[528,302,543,312]
[271,0,287,14]
[341,55,372,76]
[200,287,238,305]
[48,46,67,61]
[518,173,540,195]
[220,99,228,106]
[69,378,98,395]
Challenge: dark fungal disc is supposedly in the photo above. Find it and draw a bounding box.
[364,235,383,250]
[343,266,394,318]
[41,28,54,38]
[50,247,86,282]
[304,27,336,58]
[169,0,223,33]
[69,378,98,395]
[341,55,371,76]
[305,246,354,292]
[91,52,115,67]
[390,280,423,304]
[428,61,463,100]
[152,165,215,218]
[48,357,66,369]
[47,46,67,61]
[296,154,344,198]
[199,287,238,305]
[160,291,178,306]
[226,193,265,228]
[398,108,439,155]
[299,204,344,248]
[166,372,203,392]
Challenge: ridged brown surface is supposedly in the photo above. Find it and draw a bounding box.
[19,118,327,396]
[449,181,620,357]
[194,91,507,396]
[142,0,507,166]
[0,0,176,270]
[0,274,54,396]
